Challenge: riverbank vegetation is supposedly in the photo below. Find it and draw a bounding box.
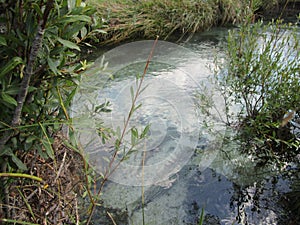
[87,0,249,44]
[86,0,299,45]
[214,18,300,164]
[0,0,105,223]
[0,0,299,224]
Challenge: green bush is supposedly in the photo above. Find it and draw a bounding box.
[0,0,106,221]
[0,0,104,170]
[217,18,300,163]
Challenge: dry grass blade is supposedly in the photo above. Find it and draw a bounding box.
[107,211,118,225]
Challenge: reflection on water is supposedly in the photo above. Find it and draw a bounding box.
[78,28,299,224]
[97,137,291,225]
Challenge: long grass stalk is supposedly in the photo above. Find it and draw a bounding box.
[0,218,40,225]
[85,36,159,225]
[198,208,205,225]
[17,188,36,221]
[0,173,43,182]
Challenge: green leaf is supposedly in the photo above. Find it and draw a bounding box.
[36,144,49,159]
[47,57,60,75]
[0,35,7,46]
[76,0,82,7]
[39,122,54,159]
[0,57,23,79]
[65,87,77,107]
[92,29,107,34]
[80,26,87,38]
[130,86,134,102]
[11,154,27,171]
[1,92,17,106]
[141,124,151,138]
[28,86,37,93]
[32,3,43,17]
[59,15,91,24]
[25,135,37,144]
[198,208,205,225]
[63,23,85,39]
[41,139,54,159]
[134,103,142,112]
[131,127,139,146]
[5,86,20,95]
[57,37,80,51]
[0,146,13,157]
[68,128,78,147]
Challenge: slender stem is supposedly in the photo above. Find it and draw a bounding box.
[85,36,159,225]
[0,173,43,182]
[141,150,146,225]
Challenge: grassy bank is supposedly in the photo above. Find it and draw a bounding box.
[87,0,299,45]
[87,0,250,44]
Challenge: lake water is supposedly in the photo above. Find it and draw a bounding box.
[72,27,299,225]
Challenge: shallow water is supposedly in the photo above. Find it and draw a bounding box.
[72,27,299,224]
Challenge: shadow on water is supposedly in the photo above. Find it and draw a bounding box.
[80,27,300,225]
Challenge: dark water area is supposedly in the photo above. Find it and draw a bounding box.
[76,27,300,225]
[90,162,297,225]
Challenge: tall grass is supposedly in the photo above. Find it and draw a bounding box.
[87,0,250,44]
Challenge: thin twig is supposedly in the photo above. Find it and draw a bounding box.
[141,149,146,225]
[54,150,67,183]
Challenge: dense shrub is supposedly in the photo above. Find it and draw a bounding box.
[217,18,300,164]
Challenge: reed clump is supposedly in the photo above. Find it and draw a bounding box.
[87,0,249,44]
